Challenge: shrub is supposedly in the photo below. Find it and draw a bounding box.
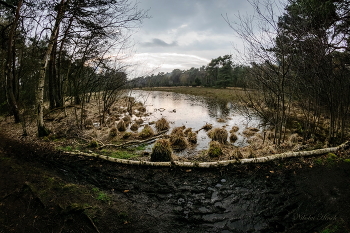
[138,125,154,139]
[117,120,126,132]
[208,128,228,144]
[109,127,118,137]
[130,123,139,131]
[230,133,238,142]
[151,139,173,162]
[208,141,223,158]
[155,117,170,131]
[187,131,197,144]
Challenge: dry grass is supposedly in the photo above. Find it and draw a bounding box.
[207,141,223,158]
[150,139,173,162]
[116,120,126,132]
[109,127,118,137]
[230,126,239,133]
[130,123,139,131]
[243,127,259,137]
[155,117,170,131]
[207,128,228,144]
[171,126,185,136]
[229,133,238,142]
[170,127,188,150]
[201,123,213,131]
[138,125,154,139]
[187,131,197,144]
[84,119,93,129]
[183,127,192,136]
[135,118,144,124]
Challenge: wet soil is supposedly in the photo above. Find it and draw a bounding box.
[1,132,350,232]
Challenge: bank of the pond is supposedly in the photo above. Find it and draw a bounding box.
[143,86,246,103]
[1,131,350,233]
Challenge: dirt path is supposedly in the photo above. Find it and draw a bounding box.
[1,133,350,232]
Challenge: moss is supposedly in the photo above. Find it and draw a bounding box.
[151,139,173,162]
[208,141,223,158]
[208,128,228,144]
[343,159,350,163]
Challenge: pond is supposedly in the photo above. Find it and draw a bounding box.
[128,89,262,155]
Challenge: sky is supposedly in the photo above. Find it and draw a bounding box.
[124,0,285,77]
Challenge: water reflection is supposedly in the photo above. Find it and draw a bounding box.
[129,90,262,154]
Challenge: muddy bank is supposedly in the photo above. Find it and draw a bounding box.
[1,135,350,232]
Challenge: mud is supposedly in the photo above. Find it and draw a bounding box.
[1,134,350,233]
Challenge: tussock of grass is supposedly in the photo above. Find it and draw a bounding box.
[183,127,192,136]
[135,118,144,124]
[202,123,212,131]
[138,125,154,139]
[151,139,173,162]
[187,131,197,144]
[109,127,118,137]
[208,128,228,144]
[155,117,170,131]
[230,126,239,133]
[171,126,185,136]
[229,133,238,142]
[208,141,223,158]
[117,120,126,132]
[130,123,139,131]
[243,127,259,137]
[170,134,188,150]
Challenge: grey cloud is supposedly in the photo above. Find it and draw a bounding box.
[141,38,178,47]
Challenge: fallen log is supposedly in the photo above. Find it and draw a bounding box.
[64,141,349,168]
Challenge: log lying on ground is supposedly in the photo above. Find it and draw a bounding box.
[65,141,350,168]
[98,130,168,149]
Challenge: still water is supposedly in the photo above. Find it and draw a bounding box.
[129,89,262,154]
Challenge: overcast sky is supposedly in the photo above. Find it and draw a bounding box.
[125,0,285,77]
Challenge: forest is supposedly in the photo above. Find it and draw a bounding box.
[0,0,350,147]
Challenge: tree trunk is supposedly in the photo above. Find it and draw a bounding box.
[36,0,69,136]
[5,0,22,123]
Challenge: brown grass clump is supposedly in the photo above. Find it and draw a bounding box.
[207,141,223,158]
[230,126,239,133]
[155,117,170,131]
[170,133,188,150]
[109,127,118,137]
[138,106,146,112]
[85,119,93,129]
[122,132,132,139]
[229,133,238,142]
[217,118,226,123]
[207,128,228,144]
[135,118,144,124]
[122,115,131,123]
[183,127,192,136]
[243,127,259,137]
[138,125,154,139]
[130,123,139,131]
[150,139,173,162]
[187,131,197,144]
[171,126,185,137]
[116,120,126,132]
[202,123,212,131]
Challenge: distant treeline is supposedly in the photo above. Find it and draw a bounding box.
[130,55,250,88]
